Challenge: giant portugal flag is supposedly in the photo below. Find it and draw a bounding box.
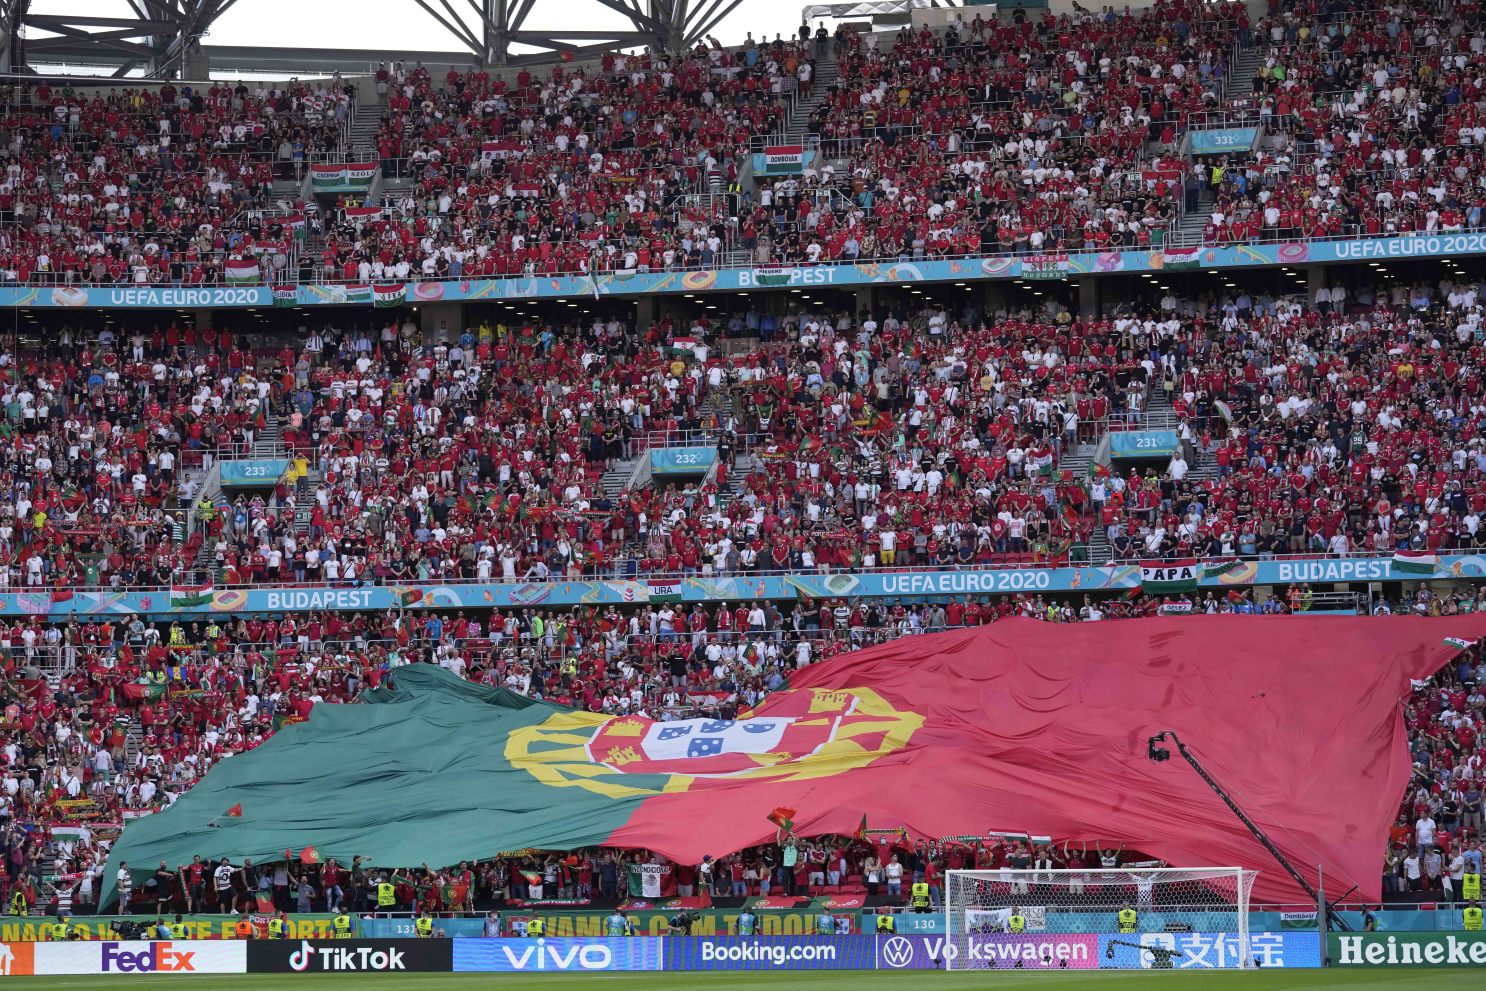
[96,616,1486,910]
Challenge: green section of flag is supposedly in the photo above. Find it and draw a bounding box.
[97,666,642,913]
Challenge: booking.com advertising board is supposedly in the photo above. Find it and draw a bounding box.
[0,933,1325,975]
[2,553,1482,619]
[5,233,1486,310]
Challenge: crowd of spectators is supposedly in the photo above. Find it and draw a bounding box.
[0,78,352,286]
[1200,0,1486,244]
[4,2,1483,285]
[9,263,1486,591]
[1111,272,1486,561]
[0,579,1474,919]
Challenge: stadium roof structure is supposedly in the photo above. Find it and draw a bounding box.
[0,0,758,77]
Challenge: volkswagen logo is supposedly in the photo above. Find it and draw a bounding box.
[881,937,915,969]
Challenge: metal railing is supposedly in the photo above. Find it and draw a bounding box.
[10,544,1485,597]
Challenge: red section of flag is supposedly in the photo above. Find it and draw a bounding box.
[225,804,243,818]
[601,616,1486,904]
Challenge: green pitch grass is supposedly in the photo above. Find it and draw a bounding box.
[2,971,1475,990]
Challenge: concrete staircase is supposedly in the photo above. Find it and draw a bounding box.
[1228,44,1266,98]
[294,466,323,540]
[346,101,383,160]
[1145,384,1218,479]
[1058,440,1110,565]
[770,49,837,149]
[1057,440,1098,481]
[600,454,643,501]
[719,453,756,509]
[703,387,737,432]
[1142,385,1182,433]
[1168,201,1211,247]
[254,409,286,458]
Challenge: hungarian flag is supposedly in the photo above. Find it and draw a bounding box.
[767,807,796,831]
[1140,559,1198,594]
[169,581,215,609]
[1202,558,1245,579]
[225,804,243,818]
[373,283,407,308]
[1391,551,1438,575]
[762,144,804,173]
[647,579,682,603]
[1443,637,1478,651]
[224,258,261,284]
[345,206,383,223]
[342,284,373,304]
[1162,247,1202,270]
[273,286,298,307]
[625,863,676,898]
[481,140,524,160]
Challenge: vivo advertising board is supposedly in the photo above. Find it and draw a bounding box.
[453,937,663,973]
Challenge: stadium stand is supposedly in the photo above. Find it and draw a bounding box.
[0,0,1481,932]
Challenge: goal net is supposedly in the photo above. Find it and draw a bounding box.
[943,867,1256,971]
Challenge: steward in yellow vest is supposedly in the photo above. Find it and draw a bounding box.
[910,881,931,911]
[1464,901,1482,931]
[875,914,896,933]
[1008,910,1026,933]
[1118,904,1138,934]
[415,913,434,937]
[526,917,546,937]
[333,913,354,938]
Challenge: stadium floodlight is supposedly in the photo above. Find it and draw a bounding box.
[943,867,1255,971]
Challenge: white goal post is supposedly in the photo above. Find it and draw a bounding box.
[943,867,1256,971]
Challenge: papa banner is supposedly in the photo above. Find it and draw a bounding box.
[1141,559,1198,593]
[96,617,1486,910]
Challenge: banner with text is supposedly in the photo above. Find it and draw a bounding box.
[1328,932,1486,967]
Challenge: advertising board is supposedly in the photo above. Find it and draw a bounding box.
[247,939,452,973]
[454,937,663,972]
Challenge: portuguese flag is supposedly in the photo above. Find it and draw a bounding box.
[93,617,1486,910]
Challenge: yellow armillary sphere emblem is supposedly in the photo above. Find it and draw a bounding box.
[506,687,923,799]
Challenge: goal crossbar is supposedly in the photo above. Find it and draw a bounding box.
[942,867,1256,971]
